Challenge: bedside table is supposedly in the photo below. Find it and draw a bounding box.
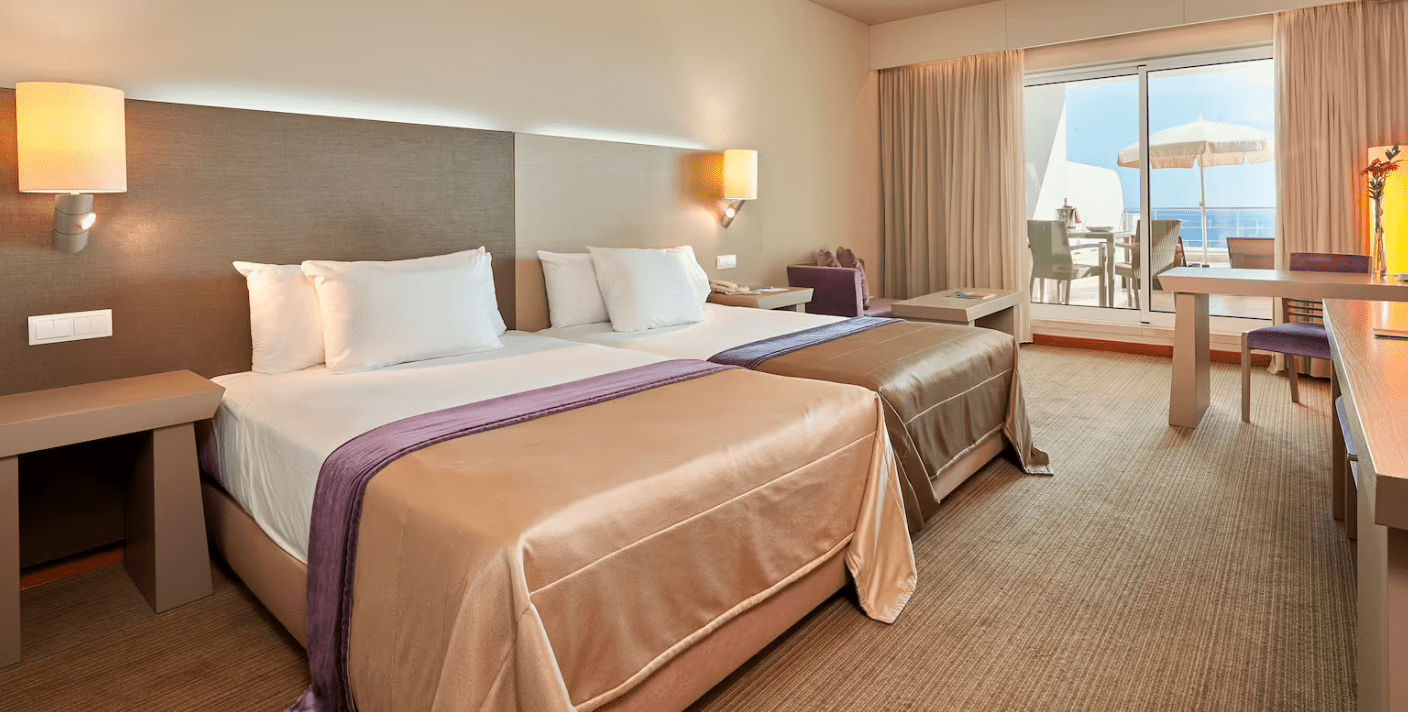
[0,371,224,667]
[707,287,814,312]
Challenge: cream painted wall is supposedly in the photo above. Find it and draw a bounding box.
[0,0,879,290]
[871,0,1329,69]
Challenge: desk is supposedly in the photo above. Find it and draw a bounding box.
[1324,300,1408,712]
[1157,268,1408,427]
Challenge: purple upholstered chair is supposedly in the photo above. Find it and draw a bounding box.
[1240,252,1371,422]
[786,265,894,318]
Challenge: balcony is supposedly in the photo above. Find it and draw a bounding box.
[1031,207,1275,320]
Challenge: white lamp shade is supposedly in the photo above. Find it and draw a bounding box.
[16,82,127,193]
[722,149,758,200]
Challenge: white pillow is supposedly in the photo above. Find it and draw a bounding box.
[233,261,325,374]
[588,247,706,332]
[538,251,609,328]
[472,247,508,335]
[302,250,502,373]
[673,245,711,303]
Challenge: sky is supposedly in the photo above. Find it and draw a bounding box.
[1057,58,1276,212]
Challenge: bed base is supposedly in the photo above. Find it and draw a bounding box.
[199,432,999,712]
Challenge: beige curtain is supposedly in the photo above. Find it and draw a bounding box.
[879,50,1031,341]
[1275,0,1408,263]
[1273,0,1408,375]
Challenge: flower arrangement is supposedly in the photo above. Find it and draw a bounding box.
[1365,144,1401,280]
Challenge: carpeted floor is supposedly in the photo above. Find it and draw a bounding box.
[0,346,1356,711]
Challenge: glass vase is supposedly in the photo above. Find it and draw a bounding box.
[1372,196,1388,280]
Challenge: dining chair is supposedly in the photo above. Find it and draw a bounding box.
[1240,252,1372,422]
[1112,220,1185,306]
[1028,220,1108,306]
[1227,236,1276,269]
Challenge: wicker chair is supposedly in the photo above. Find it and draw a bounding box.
[1240,252,1372,422]
[1028,220,1108,306]
[1112,220,1185,305]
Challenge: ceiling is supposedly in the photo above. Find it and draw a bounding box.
[808,0,999,25]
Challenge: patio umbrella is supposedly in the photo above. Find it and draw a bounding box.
[1117,118,1274,263]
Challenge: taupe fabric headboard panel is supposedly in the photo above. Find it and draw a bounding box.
[0,90,515,395]
[515,133,764,332]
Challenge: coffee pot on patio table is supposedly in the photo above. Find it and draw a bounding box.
[1057,199,1080,229]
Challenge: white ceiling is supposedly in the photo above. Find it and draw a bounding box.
[808,0,999,25]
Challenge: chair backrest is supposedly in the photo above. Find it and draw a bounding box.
[1227,237,1275,269]
[1028,220,1074,272]
[1285,252,1371,323]
[1289,252,1371,273]
[1148,220,1184,276]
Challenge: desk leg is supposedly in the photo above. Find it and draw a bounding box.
[125,423,212,613]
[1170,291,1211,427]
[1388,528,1408,712]
[1332,371,1346,522]
[1,457,17,668]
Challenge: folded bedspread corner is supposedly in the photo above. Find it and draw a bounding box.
[712,319,1051,530]
[845,399,917,624]
[291,358,914,712]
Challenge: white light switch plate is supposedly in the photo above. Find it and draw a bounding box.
[29,309,113,345]
[716,254,738,270]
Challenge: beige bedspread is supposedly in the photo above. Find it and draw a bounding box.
[344,368,913,711]
[751,321,1050,530]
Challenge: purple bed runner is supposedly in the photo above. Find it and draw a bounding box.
[289,359,736,712]
[709,316,899,370]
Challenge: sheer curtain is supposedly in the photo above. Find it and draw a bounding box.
[879,50,1031,341]
[1273,0,1408,375]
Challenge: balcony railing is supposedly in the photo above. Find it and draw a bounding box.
[1123,207,1276,255]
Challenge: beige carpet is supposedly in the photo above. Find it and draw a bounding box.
[0,346,1355,711]
[690,346,1356,712]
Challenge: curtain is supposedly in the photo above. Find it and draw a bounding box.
[1275,0,1408,263]
[879,50,1031,341]
[1273,0,1408,375]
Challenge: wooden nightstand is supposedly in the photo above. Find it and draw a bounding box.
[0,371,224,667]
[707,287,814,312]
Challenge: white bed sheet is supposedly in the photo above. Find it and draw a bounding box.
[543,303,845,359]
[210,332,668,563]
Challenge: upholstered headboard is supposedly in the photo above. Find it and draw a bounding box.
[514,133,765,331]
[0,90,515,395]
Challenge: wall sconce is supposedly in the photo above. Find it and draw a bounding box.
[721,149,757,228]
[16,82,128,253]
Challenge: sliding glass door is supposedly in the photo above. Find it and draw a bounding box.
[1146,59,1276,319]
[1025,72,1141,312]
[1024,48,1276,325]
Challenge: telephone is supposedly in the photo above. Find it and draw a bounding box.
[710,280,758,295]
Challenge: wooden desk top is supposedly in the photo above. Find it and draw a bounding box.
[1159,267,1408,301]
[1324,300,1408,530]
[707,287,813,310]
[0,371,224,459]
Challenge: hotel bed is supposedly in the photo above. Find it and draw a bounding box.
[545,303,1050,529]
[201,331,915,712]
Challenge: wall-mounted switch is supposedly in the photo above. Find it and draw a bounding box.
[716,254,738,270]
[28,309,112,345]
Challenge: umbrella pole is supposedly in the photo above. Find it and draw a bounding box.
[1199,162,1209,265]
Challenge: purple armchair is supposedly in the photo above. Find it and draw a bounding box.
[786,265,893,318]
